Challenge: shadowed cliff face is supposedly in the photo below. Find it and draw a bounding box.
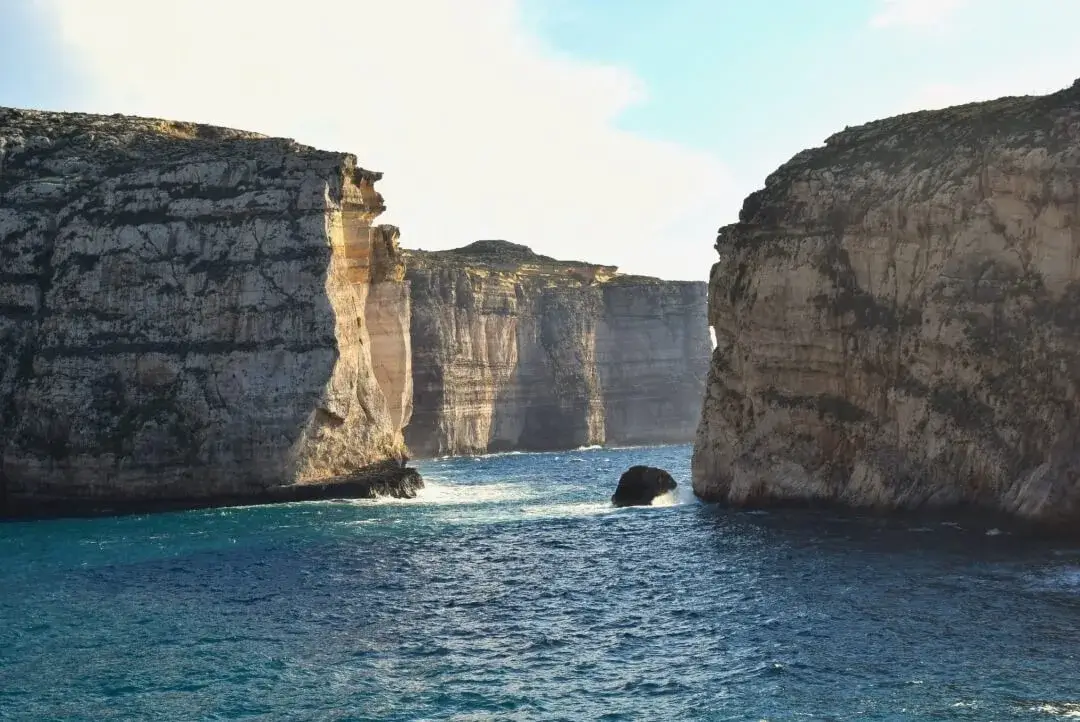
[0,108,413,513]
[405,241,711,456]
[692,81,1080,526]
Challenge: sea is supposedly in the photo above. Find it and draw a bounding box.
[2,443,1080,721]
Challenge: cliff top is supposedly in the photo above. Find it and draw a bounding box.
[0,106,381,187]
[726,79,1080,234]
[440,239,558,263]
[403,241,694,286]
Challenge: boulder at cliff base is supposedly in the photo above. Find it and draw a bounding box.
[611,466,677,507]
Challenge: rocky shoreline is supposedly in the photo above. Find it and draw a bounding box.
[1,462,422,520]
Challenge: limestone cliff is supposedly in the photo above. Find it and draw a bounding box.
[0,107,417,517]
[693,81,1080,526]
[405,241,710,456]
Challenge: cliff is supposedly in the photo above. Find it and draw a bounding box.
[693,81,1080,526]
[405,240,711,456]
[0,108,418,517]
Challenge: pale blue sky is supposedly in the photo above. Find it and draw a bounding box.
[2,1,1079,280]
[523,0,1080,192]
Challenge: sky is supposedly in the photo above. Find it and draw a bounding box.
[1,0,1079,281]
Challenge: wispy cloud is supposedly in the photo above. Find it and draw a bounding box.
[34,0,735,281]
[869,0,969,30]
[896,64,1080,115]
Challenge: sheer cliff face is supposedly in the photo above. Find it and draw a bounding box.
[693,83,1080,524]
[0,108,412,510]
[405,241,710,457]
[598,280,713,445]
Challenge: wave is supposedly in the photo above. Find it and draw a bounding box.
[471,450,527,460]
[365,479,538,506]
[1030,702,1080,717]
[431,450,528,461]
[650,490,680,507]
[520,501,615,519]
[650,483,699,507]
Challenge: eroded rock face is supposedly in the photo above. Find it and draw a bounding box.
[611,465,677,507]
[692,82,1080,525]
[0,108,417,516]
[405,241,711,456]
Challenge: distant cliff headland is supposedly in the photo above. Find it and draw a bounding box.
[0,107,710,517]
[693,80,1080,527]
[405,241,711,457]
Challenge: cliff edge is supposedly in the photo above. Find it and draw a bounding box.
[692,81,1080,526]
[405,241,711,456]
[0,108,417,517]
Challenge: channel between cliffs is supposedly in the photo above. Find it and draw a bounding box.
[1,107,711,518]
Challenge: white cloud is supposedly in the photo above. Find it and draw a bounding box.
[33,0,735,281]
[869,0,969,30]
[897,62,1080,115]
[902,82,977,110]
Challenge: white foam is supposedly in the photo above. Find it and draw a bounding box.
[647,483,698,507]
[520,501,615,519]
[472,450,526,459]
[1031,703,1080,717]
[366,479,537,506]
[650,490,680,507]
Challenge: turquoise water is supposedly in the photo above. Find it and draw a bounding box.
[2,444,1080,720]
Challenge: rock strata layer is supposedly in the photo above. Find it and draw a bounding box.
[0,107,418,517]
[693,81,1080,525]
[405,241,711,456]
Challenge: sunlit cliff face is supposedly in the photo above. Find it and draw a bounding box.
[694,82,1080,526]
[0,108,411,511]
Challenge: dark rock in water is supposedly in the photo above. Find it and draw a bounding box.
[611,466,677,507]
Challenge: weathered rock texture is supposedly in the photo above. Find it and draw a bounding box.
[405,241,711,456]
[0,107,417,517]
[693,81,1080,526]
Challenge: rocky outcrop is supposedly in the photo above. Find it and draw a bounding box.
[692,81,1080,526]
[0,107,418,517]
[611,465,677,507]
[405,241,711,456]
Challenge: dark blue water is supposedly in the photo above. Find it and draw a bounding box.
[2,444,1080,720]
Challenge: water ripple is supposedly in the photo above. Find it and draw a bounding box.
[2,444,1080,720]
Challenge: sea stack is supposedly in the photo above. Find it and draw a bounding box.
[692,81,1080,526]
[0,108,419,517]
[611,466,678,507]
[404,241,711,456]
